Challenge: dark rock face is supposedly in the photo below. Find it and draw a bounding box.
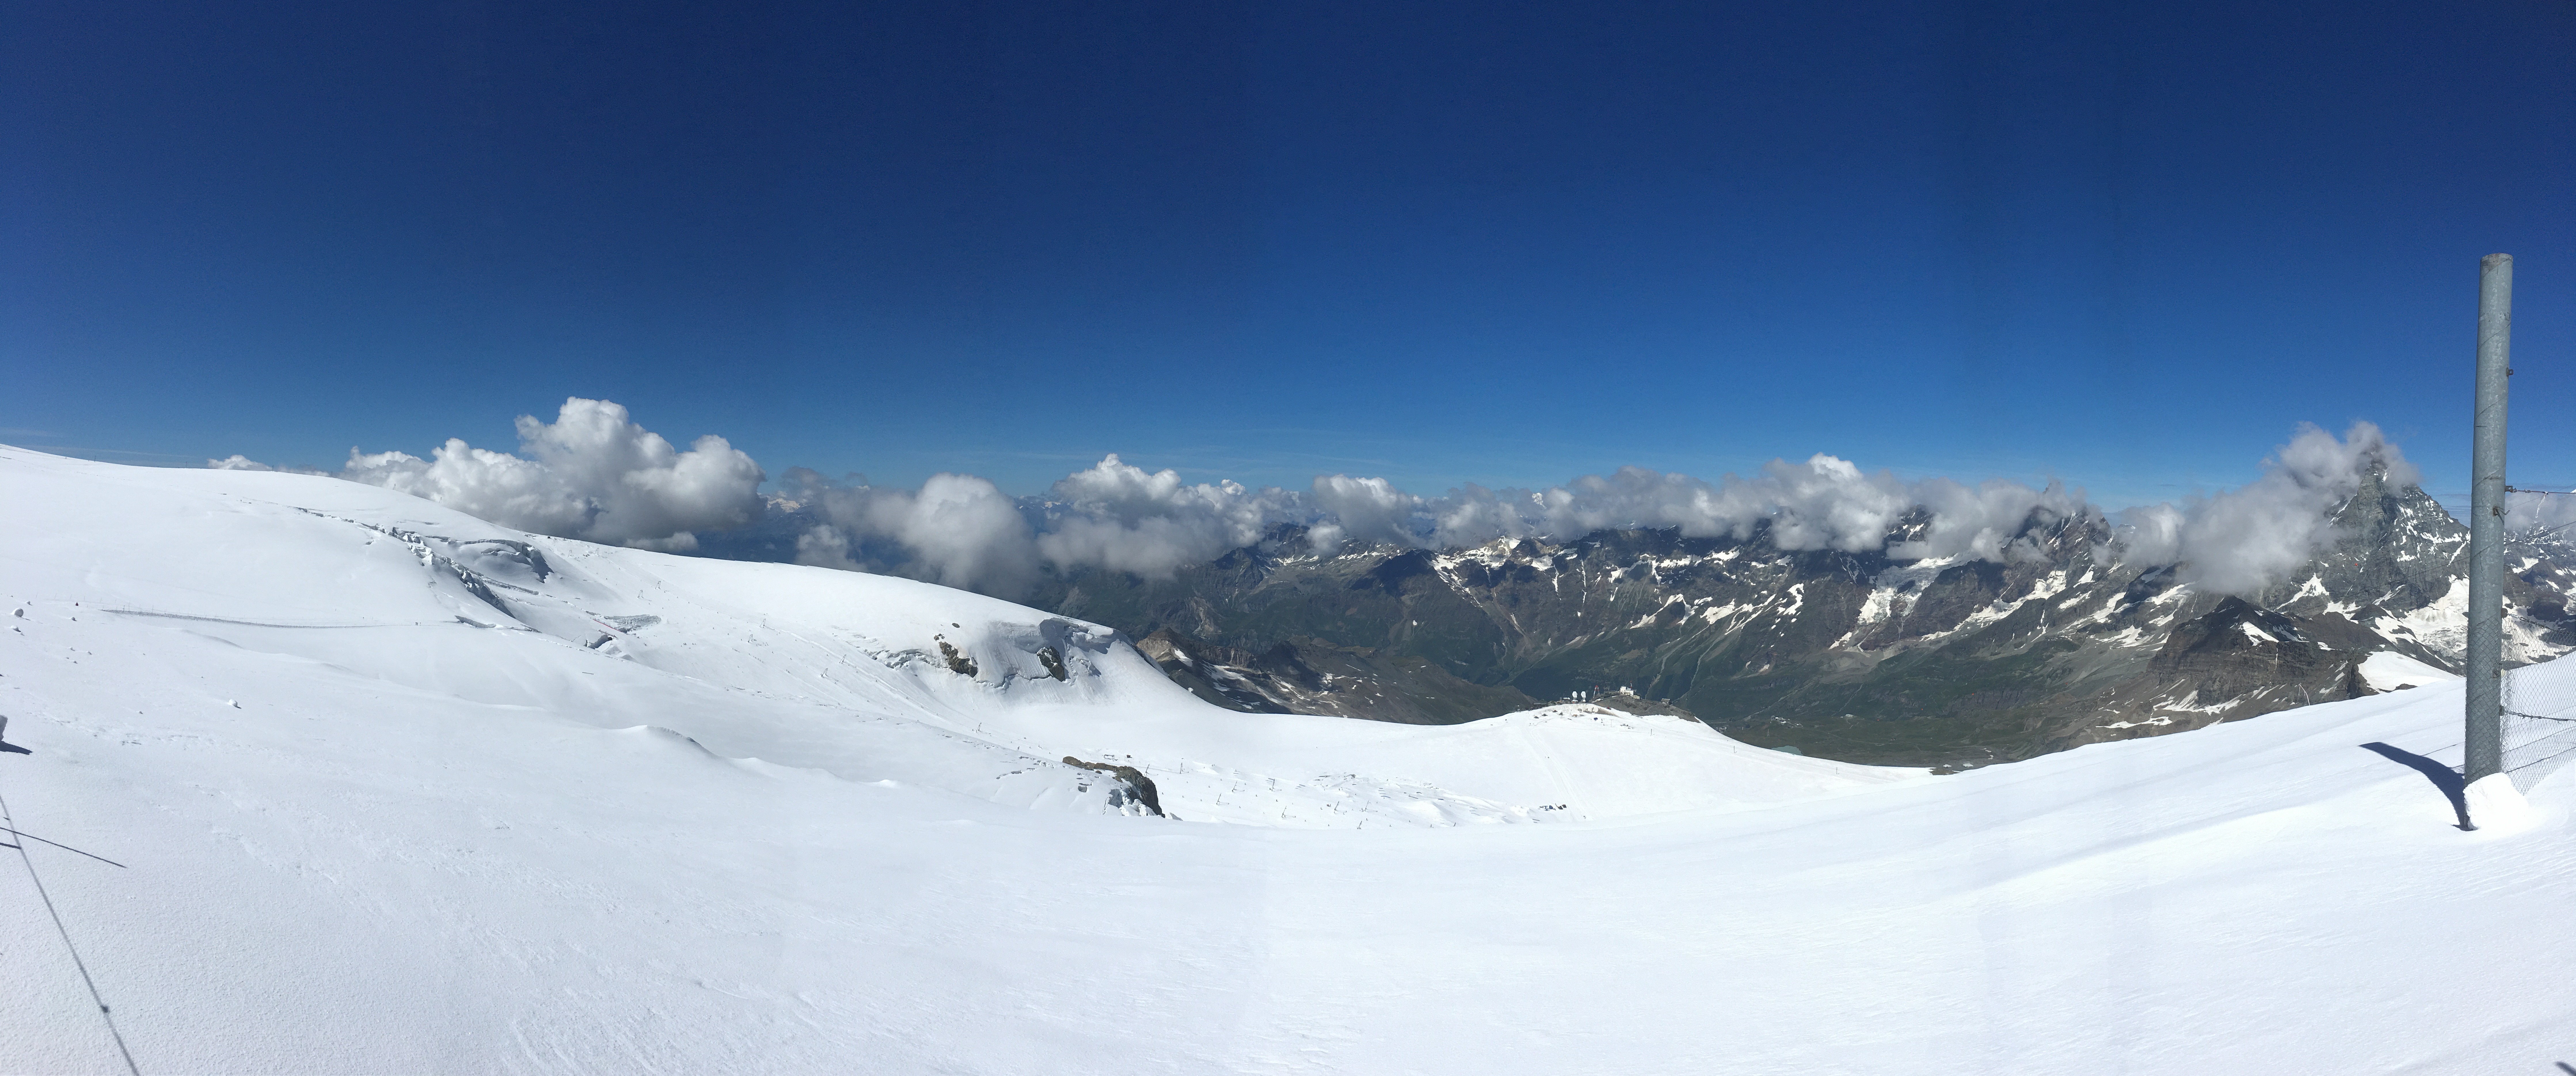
[1133,629,1541,725]
[1027,473,2576,767]
[1062,756,1161,816]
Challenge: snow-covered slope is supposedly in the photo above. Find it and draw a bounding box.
[0,446,1901,830]
[1,446,2571,1074]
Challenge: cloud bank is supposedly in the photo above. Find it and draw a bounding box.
[210,401,2419,600]
[780,424,2408,600]
[1298,456,2085,564]
[781,455,1308,595]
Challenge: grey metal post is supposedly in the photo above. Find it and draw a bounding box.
[2466,253,2512,783]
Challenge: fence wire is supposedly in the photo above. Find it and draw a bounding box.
[2502,658,2576,789]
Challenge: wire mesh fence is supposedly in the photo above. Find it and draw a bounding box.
[2502,658,2576,789]
[2499,481,2576,787]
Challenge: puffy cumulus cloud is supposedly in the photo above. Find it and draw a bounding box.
[789,456,1303,596]
[1506,457,1921,552]
[343,441,591,536]
[732,420,2432,600]
[788,470,1044,597]
[226,398,2419,604]
[1897,477,2084,563]
[1296,455,2077,561]
[1525,468,1749,544]
[2111,502,2187,569]
[790,451,1993,598]
[1307,475,1426,550]
[2109,422,2414,596]
[1734,456,1915,552]
[337,398,765,551]
[1033,455,1303,578]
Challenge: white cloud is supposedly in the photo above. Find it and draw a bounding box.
[789,455,1303,595]
[1895,476,2081,563]
[1033,455,1303,577]
[792,471,1044,596]
[337,398,765,550]
[2109,422,2414,596]
[784,450,2105,596]
[206,455,330,476]
[1297,455,2076,562]
[1308,475,1426,551]
[785,429,2416,598]
[2111,502,2186,569]
[212,403,2425,603]
[2508,488,2576,536]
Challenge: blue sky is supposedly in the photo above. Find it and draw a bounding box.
[6,1,2573,511]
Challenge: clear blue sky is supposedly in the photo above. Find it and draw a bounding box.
[6,1,2573,510]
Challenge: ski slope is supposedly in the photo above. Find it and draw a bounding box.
[0,446,2570,1074]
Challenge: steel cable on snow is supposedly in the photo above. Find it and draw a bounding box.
[0,776,141,1075]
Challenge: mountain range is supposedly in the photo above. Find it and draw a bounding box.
[692,465,2573,767]
[1014,465,2574,766]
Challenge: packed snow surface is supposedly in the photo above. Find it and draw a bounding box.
[1,446,2571,1074]
[2361,648,2462,692]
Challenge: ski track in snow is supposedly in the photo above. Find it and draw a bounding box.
[0,445,2571,1074]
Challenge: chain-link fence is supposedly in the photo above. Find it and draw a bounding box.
[2502,656,2576,789]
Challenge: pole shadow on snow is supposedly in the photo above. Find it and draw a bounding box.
[2360,743,2473,831]
[0,741,28,756]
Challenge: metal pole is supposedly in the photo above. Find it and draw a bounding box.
[2466,253,2512,783]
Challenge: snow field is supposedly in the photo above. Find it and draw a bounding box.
[1,447,2571,1074]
